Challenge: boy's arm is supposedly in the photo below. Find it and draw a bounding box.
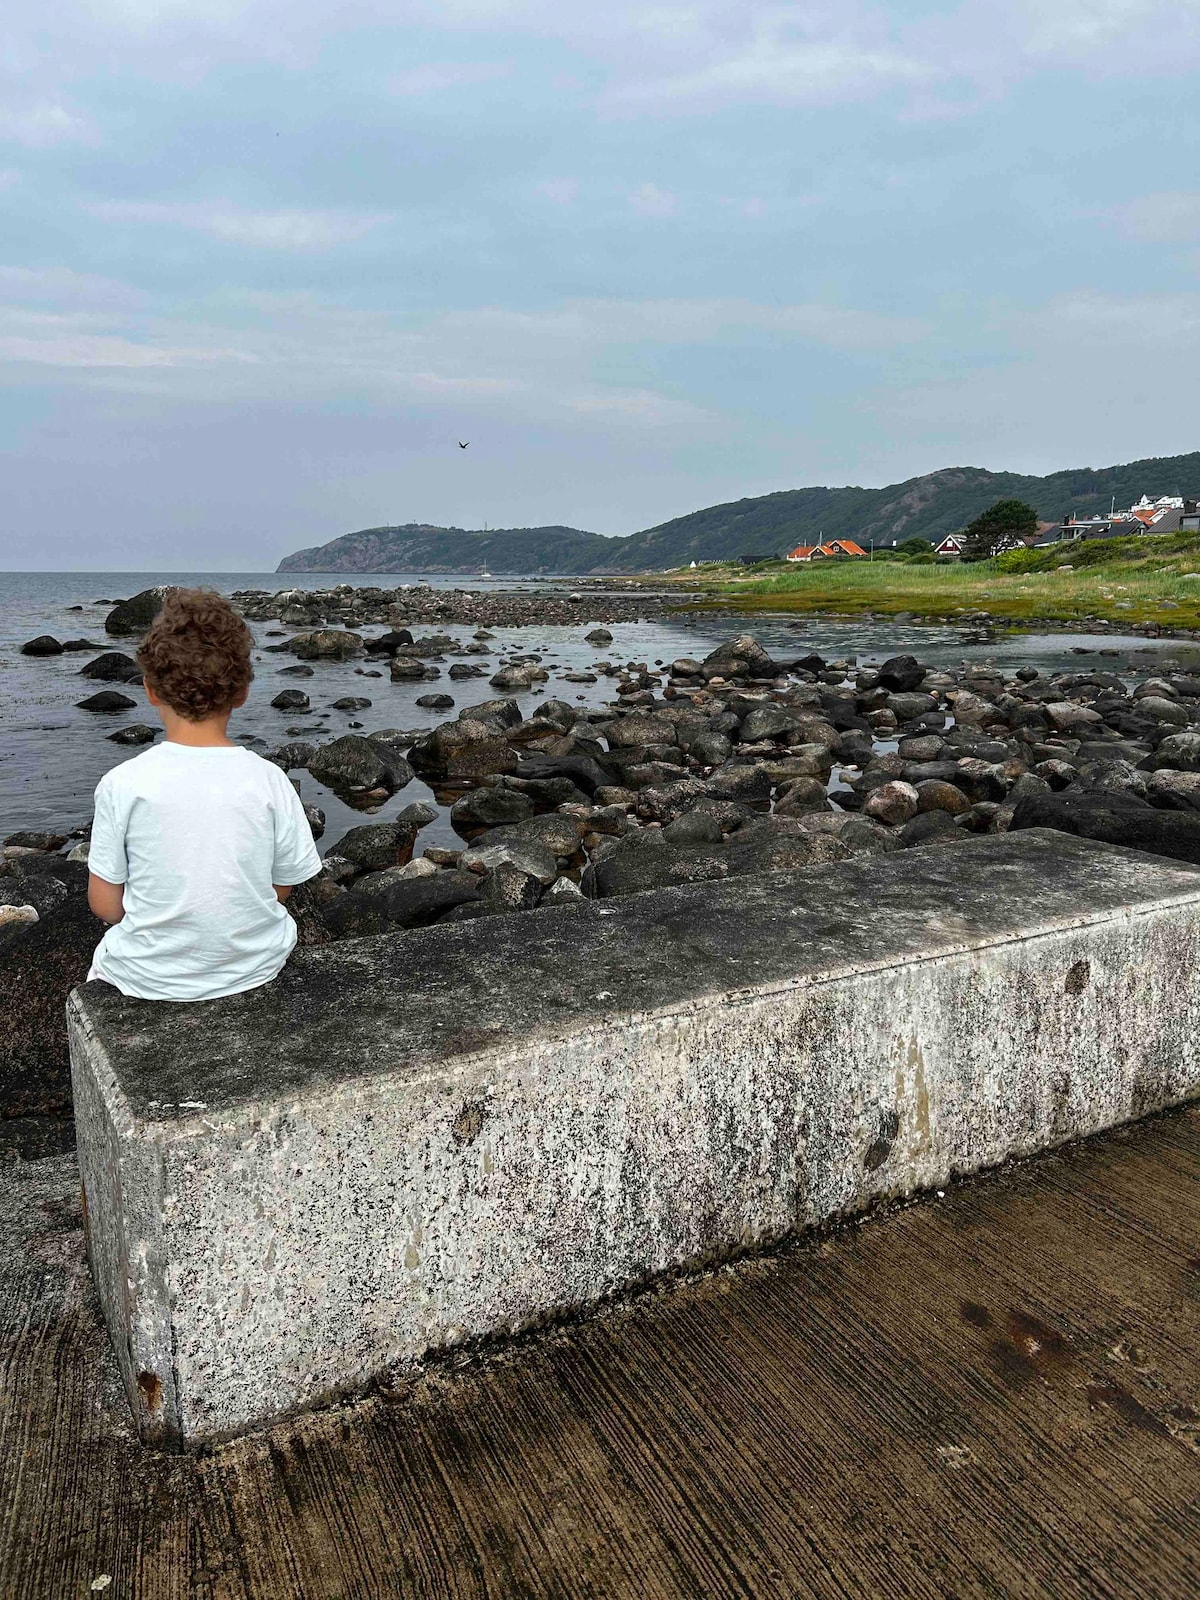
[88,875,126,924]
[274,885,294,903]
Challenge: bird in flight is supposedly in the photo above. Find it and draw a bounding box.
[459,440,469,449]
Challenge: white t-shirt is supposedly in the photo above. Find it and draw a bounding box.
[87,742,322,1002]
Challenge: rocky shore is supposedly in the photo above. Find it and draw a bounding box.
[235,580,690,631]
[7,620,1200,1149]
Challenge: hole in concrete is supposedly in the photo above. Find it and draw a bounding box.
[452,1100,488,1146]
[137,1370,163,1413]
[1065,960,1091,995]
[863,1107,900,1172]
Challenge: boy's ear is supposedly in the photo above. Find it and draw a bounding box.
[231,686,250,710]
[143,679,162,708]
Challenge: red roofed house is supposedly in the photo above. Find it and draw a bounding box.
[934,533,965,558]
[786,540,867,562]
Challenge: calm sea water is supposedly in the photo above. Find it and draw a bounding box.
[2,570,1196,846]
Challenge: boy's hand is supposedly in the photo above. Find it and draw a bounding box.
[88,874,126,925]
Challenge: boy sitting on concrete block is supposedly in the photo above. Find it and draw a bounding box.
[86,588,321,1000]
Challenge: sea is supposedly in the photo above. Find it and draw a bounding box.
[3,569,1197,848]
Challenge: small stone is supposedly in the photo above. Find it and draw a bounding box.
[271,690,311,711]
[106,723,157,746]
[863,780,920,826]
[20,635,62,656]
[331,697,372,711]
[0,904,39,928]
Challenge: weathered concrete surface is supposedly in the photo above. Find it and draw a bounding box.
[69,831,1200,1446]
[3,1115,1200,1598]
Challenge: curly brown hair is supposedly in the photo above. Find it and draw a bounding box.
[136,588,254,720]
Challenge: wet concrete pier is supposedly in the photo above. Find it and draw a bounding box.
[3,1102,1199,1598]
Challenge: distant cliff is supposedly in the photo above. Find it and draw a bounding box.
[276,523,620,575]
[276,451,1200,573]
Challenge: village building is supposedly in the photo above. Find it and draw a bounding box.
[933,533,965,558]
[785,539,867,562]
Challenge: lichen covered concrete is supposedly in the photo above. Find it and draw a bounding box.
[68,831,1200,1446]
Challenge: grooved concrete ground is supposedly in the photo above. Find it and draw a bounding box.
[3,1108,1200,1599]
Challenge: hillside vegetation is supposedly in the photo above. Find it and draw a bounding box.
[692,526,1200,628]
[277,522,613,574]
[275,451,1200,574]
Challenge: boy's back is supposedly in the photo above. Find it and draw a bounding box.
[89,742,320,1001]
[85,587,320,1003]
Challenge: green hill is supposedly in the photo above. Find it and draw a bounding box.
[275,452,1200,574]
[276,523,614,575]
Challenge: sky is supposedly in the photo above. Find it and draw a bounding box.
[3,0,1200,569]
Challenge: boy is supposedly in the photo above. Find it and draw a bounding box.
[87,587,322,1001]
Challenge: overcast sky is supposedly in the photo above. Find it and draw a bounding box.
[3,0,1200,569]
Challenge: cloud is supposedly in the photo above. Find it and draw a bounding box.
[445,297,928,353]
[537,177,579,205]
[389,61,510,95]
[85,200,390,248]
[0,310,257,368]
[1108,191,1200,242]
[0,101,92,147]
[630,182,677,218]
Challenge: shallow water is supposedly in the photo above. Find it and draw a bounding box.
[3,570,1198,847]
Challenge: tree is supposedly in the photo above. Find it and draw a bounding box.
[896,537,933,556]
[960,498,1039,561]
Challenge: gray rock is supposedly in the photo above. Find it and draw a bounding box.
[331,697,372,711]
[900,810,963,848]
[1151,732,1200,772]
[705,763,772,804]
[450,786,535,833]
[1010,790,1200,865]
[20,635,62,656]
[309,735,408,793]
[290,629,365,661]
[582,831,728,898]
[460,838,558,885]
[416,694,454,709]
[79,650,143,683]
[482,862,545,913]
[877,654,926,693]
[1148,771,1200,811]
[663,811,724,845]
[266,741,317,771]
[77,691,137,712]
[863,781,920,826]
[271,690,311,711]
[107,723,157,746]
[333,820,418,873]
[105,586,171,637]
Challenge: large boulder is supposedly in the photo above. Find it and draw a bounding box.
[1010,791,1200,866]
[408,720,518,781]
[332,820,419,873]
[0,860,97,1119]
[323,870,482,935]
[79,651,142,682]
[290,630,365,661]
[105,586,172,636]
[20,635,62,656]
[582,832,728,898]
[450,786,535,834]
[308,735,411,794]
[701,634,781,681]
[515,753,615,795]
[1150,732,1200,772]
[877,655,926,693]
[721,819,849,876]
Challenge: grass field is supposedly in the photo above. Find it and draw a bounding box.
[672,529,1200,629]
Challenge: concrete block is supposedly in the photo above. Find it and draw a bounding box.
[69,831,1200,1447]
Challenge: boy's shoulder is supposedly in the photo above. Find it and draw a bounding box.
[97,742,169,795]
